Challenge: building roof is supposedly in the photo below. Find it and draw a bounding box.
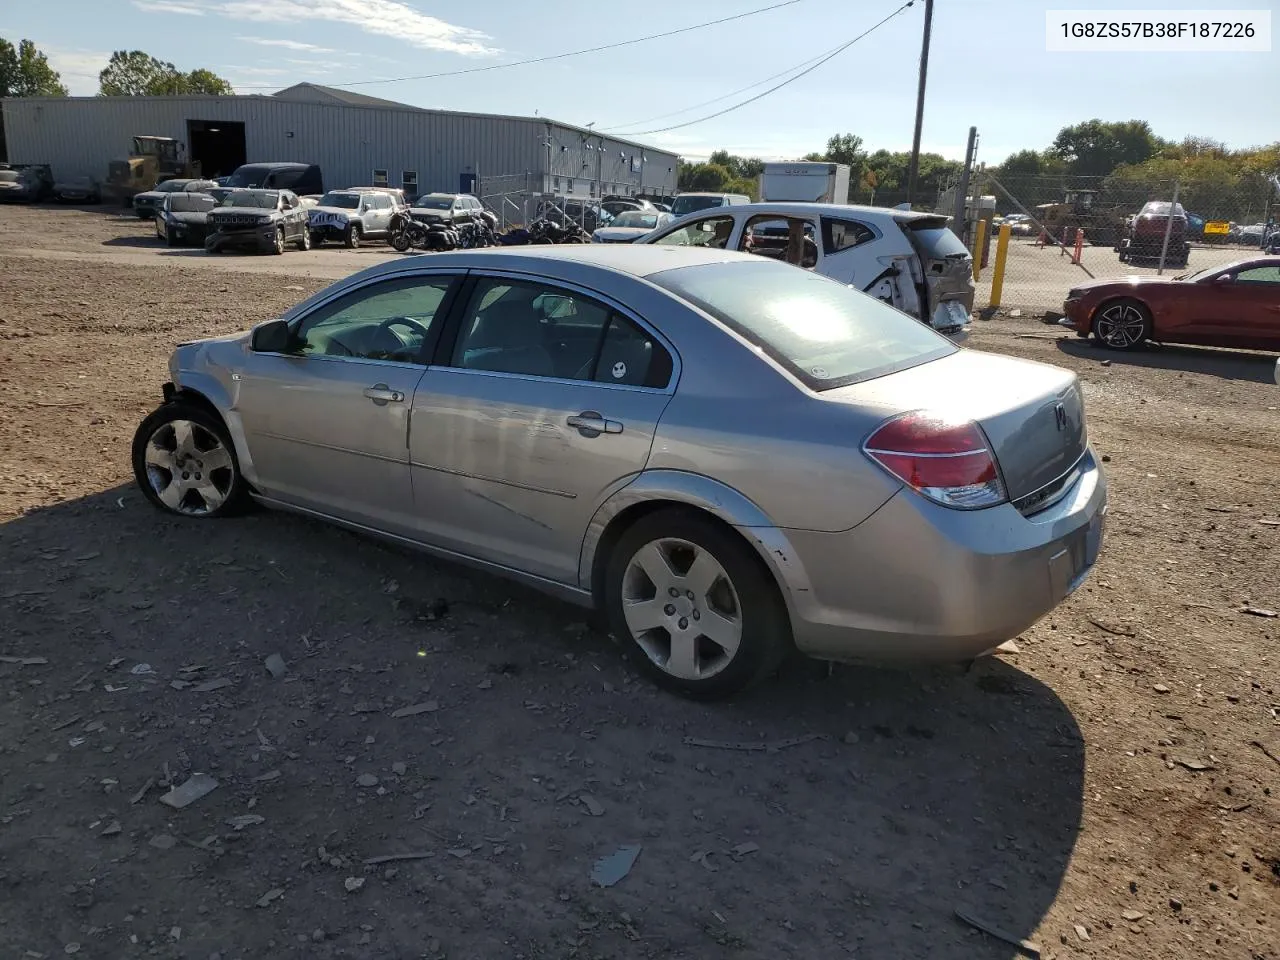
[271,82,419,111]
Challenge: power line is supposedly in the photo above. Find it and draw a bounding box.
[233,0,804,90]
[604,44,841,134]
[604,0,916,138]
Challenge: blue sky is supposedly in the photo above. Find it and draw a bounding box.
[5,0,1277,162]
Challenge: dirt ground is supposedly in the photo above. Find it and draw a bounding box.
[1,206,1277,960]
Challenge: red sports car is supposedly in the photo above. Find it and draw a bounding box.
[1062,256,1280,351]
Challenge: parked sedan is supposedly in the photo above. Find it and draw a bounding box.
[592,210,674,243]
[1062,256,1280,351]
[53,175,102,203]
[133,178,219,219]
[155,191,218,247]
[131,246,1105,698]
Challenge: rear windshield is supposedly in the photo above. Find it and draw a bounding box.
[905,222,969,259]
[611,211,660,229]
[671,195,725,217]
[653,259,955,390]
[319,192,360,208]
[0,171,18,183]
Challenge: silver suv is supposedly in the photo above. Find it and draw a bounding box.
[307,189,398,248]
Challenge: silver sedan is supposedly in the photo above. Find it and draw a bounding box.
[132,246,1107,698]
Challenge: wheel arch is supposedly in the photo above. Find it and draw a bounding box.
[163,377,260,490]
[580,471,810,618]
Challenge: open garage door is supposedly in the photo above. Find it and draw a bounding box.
[187,120,246,179]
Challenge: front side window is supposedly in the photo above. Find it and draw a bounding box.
[292,277,454,363]
[1236,266,1280,283]
[670,195,724,217]
[653,259,953,390]
[450,278,671,386]
[651,215,735,250]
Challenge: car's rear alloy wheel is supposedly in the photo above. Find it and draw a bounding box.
[272,227,286,255]
[1092,299,1150,350]
[131,403,249,518]
[606,509,790,699]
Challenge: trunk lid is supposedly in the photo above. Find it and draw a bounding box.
[825,350,1086,503]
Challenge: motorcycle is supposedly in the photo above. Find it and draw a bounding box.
[528,217,589,244]
[388,211,427,252]
[389,210,500,252]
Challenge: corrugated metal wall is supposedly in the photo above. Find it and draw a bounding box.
[0,96,679,198]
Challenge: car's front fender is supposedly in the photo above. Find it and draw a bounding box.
[577,469,814,616]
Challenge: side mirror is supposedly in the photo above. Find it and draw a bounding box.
[251,318,292,353]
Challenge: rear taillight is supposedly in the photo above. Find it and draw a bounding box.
[863,412,1007,510]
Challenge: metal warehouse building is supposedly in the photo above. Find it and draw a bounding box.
[1,83,680,209]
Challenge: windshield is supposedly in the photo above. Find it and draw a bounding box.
[653,259,955,390]
[156,180,189,193]
[220,190,278,209]
[167,194,214,213]
[319,192,360,209]
[1141,201,1186,217]
[225,167,274,188]
[907,223,969,259]
[611,212,660,229]
[671,195,724,217]
[414,196,452,210]
[0,171,18,183]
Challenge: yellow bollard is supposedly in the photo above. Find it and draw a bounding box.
[972,219,987,281]
[989,223,1012,309]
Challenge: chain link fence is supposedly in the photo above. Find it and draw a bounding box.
[961,174,1277,316]
[476,173,675,232]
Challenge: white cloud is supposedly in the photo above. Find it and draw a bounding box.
[132,0,205,14]
[236,35,335,53]
[139,0,496,56]
[40,45,112,96]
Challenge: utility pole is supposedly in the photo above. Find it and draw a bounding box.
[952,126,978,238]
[905,0,934,208]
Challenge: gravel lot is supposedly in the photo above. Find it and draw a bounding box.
[1,207,1278,960]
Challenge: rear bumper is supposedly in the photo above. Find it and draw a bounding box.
[773,449,1107,663]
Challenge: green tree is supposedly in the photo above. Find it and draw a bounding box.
[1050,119,1162,179]
[98,50,232,96]
[0,37,69,97]
[707,150,764,181]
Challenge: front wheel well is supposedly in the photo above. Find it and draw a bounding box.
[168,387,224,424]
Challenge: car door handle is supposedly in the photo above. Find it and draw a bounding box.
[567,412,623,436]
[363,384,405,405]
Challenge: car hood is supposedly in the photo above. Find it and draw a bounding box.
[210,206,275,217]
[309,205,355,218]
[1069,275,1178,295]
[594,227,650,241]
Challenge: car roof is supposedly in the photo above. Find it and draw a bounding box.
[675,201,944,224]
[343,244,755,282]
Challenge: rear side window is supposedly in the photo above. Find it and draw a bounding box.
[822,218,876,254]
[653,259,954,390]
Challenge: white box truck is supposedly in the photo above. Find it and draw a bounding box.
[758,162,851,203]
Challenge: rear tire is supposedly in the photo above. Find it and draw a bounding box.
[1092,297,1151,350]
[604,508,791,699]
